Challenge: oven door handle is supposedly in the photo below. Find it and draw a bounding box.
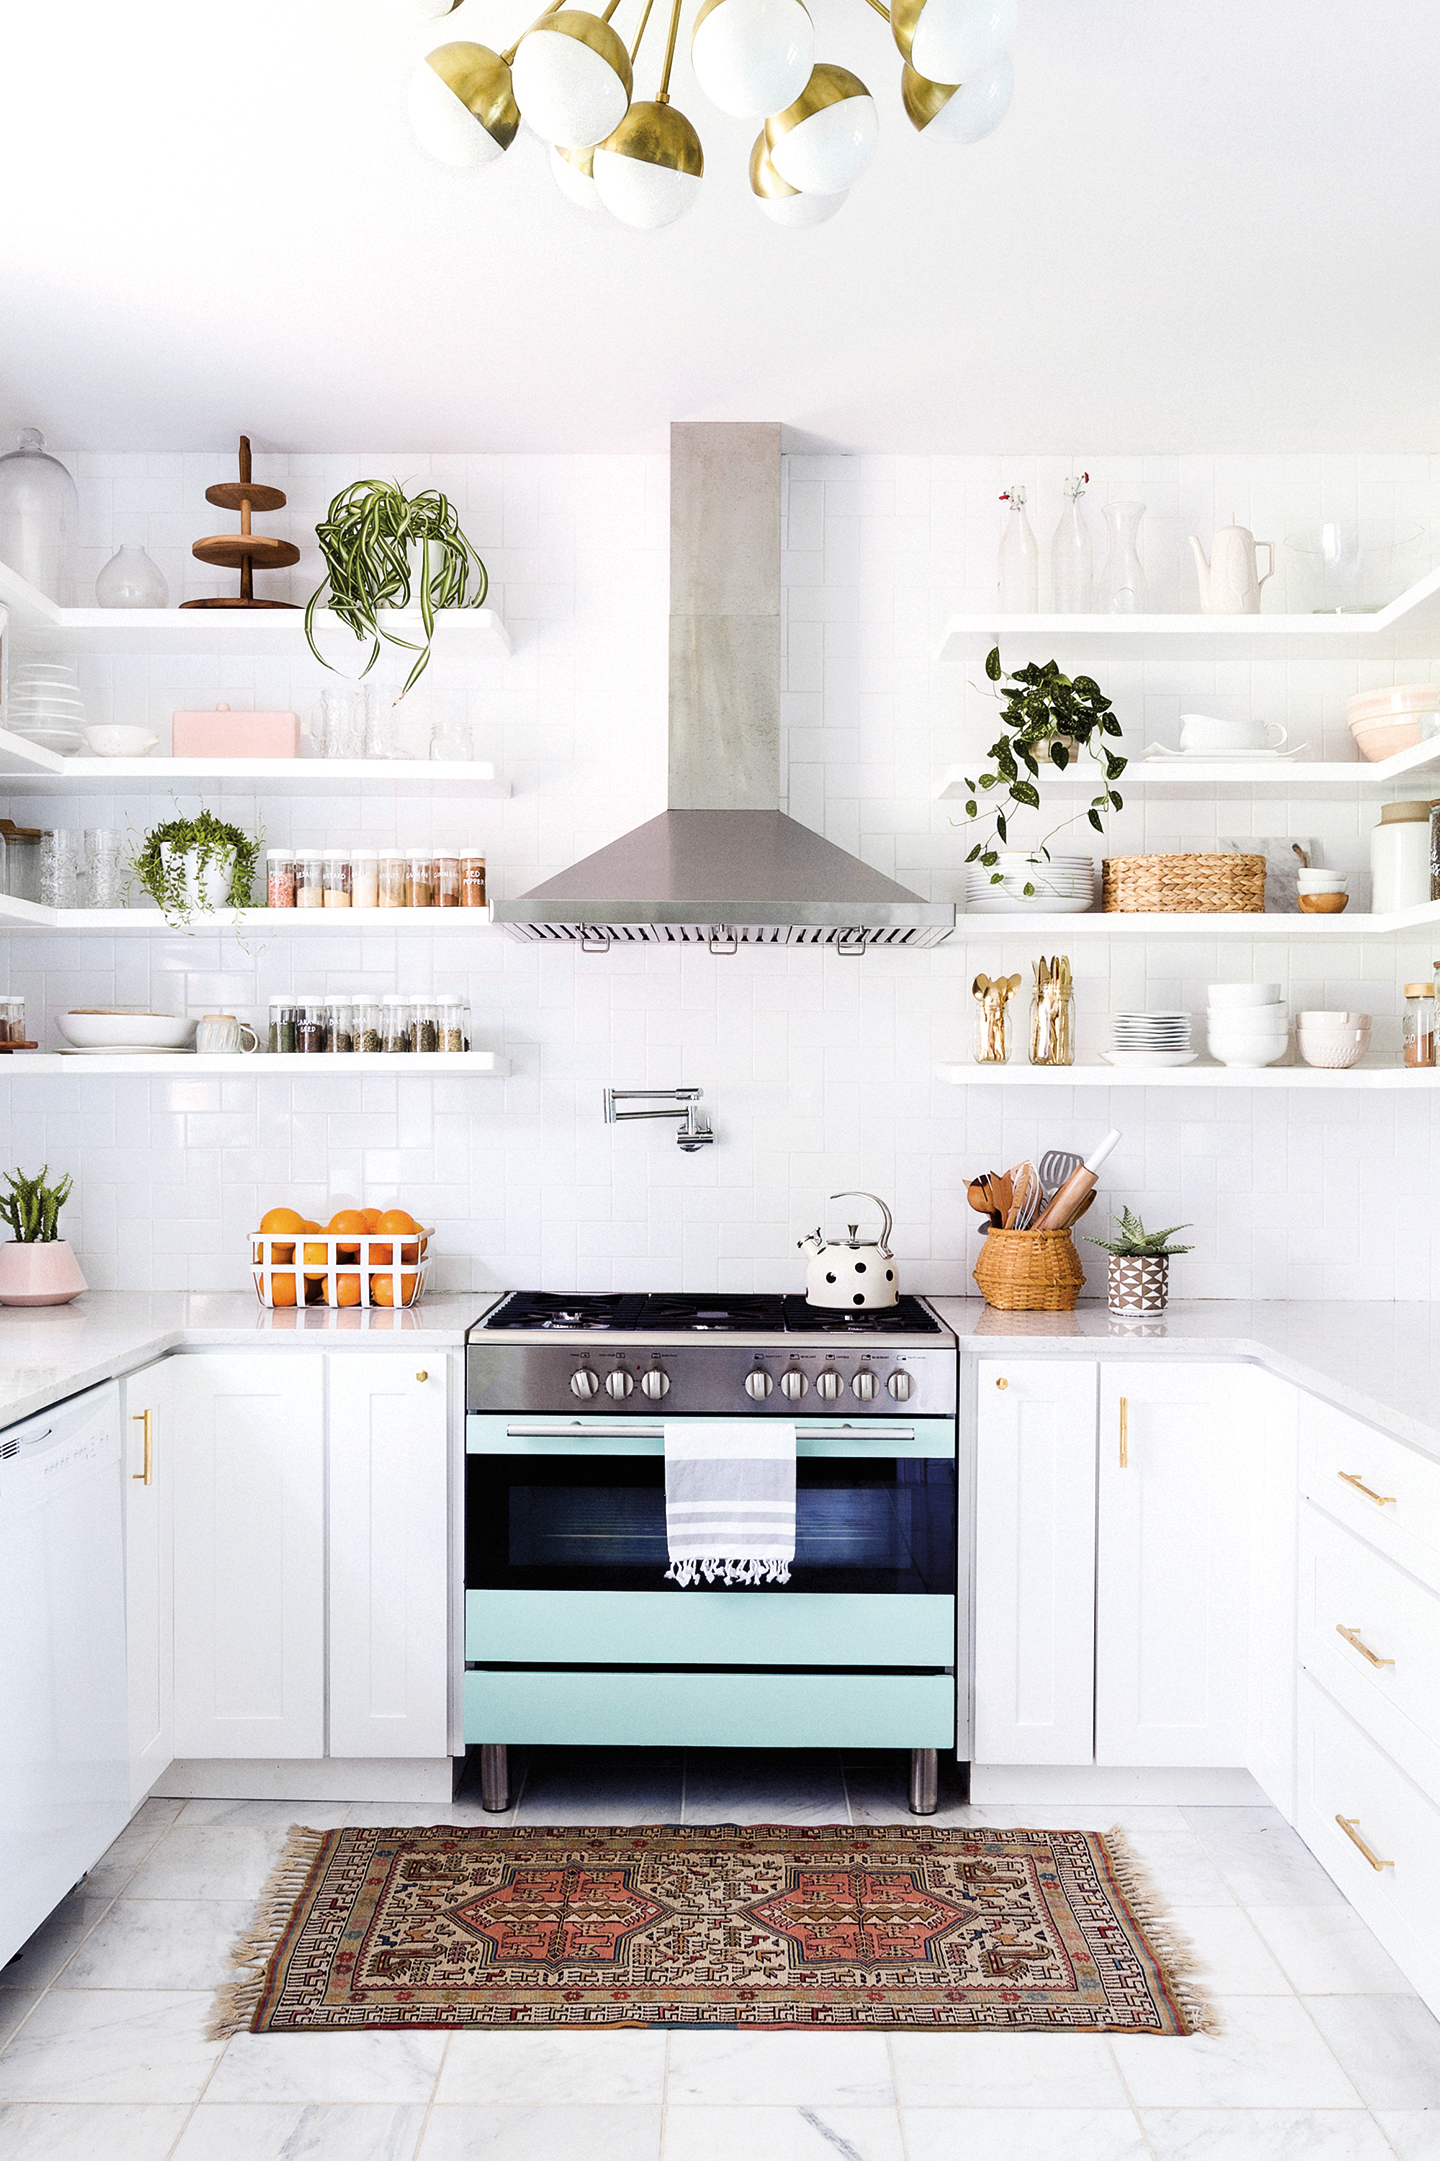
[502,1423,917,1441]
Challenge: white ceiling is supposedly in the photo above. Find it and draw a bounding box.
[2,0,1437,452]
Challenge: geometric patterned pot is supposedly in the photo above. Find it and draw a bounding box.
[1107,1252,1169,1315]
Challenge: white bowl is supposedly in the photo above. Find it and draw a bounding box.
[1207,982,1282,1008]
[56,1010,196,1050]
[82,725,159,758]
[1205,1003,1287,1030]
[1297,874,1347,893]
[1298,1010,1371,1031]
[1208,1041,1288,1068]
[1298,1034,1367,1070]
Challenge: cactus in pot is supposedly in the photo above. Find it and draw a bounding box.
[0,1165,88,1306]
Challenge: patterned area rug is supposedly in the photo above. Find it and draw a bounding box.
[216,1823,1209,2036]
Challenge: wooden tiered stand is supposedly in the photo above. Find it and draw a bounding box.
[180,434,300,609]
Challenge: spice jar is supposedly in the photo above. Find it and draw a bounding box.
[297,996,329,1054]
[435,993,466,1053]
[406,852,436,908]
[411,997,439,1054]
[267,995,292,1054]
[381,994,412,1053]
[323,849,352,907]
[351,849,379,909]
[0,994,26,1045]
[435,850,461,907]
[352,995,381,1053]
[1403,976,1438,1068]
[1028,956,1074,1066]
[266,847,296,909]
[461,852,486,908]
[328,997,354,1053]
[1,819,43,904]
[379,850,407,907]
[296,849,325,909]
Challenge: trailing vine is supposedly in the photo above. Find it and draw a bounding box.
[131,811,261,926]
[305,479,489,697]
[955,646,1127,893]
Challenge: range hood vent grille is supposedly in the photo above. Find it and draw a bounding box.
[503,921,953,950]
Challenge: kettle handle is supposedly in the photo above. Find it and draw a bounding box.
[1254,539,1274,589]
[829,1190,893,1254]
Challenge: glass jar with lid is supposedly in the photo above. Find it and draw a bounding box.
[435,993,466,1052]
[267,994,297,1054]
[0,995,26,1045]
[296,849,325,909]
[352,994,381,1053]
[351,849,379,909]
[323,850,352,907]
[329,997,354,1053]
[381,994,412,1053]
[406,852,436,908]
[460,852,487,908]
[1403,976,1438,1068]
[411,997,439,1054]
[379,850,407,907]
[297,996,329,1054]
[266,848,296,908]
[435,850,461,907]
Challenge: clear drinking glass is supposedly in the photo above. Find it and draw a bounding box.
[429,721,473,761]
[40,828,80,908]
[363,684,403,760]
[320,688,365,759]
[84,827,124,908]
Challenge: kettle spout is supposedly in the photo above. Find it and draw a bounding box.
[1189,533,1211,606]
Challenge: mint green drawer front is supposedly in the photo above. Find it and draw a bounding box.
[465,1669,955,1748]
[467,1590,954,1667]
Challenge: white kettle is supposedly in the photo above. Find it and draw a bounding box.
[798,1191,899,1310]
[1190,517,1275,615]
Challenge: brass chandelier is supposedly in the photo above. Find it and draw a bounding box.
[397,0,1016,229]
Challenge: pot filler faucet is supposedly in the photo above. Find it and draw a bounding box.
[604,1086,715,1150]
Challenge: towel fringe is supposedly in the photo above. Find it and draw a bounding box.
[207,1823,331,2040]
[1101,1825,1221,2037]
[665,1556,792,1587]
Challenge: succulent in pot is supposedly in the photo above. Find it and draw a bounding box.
[0,1164,87,1306]
[1086,1207,1192,1316]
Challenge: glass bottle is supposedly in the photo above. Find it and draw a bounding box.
[266,848,296,908]
[435,850,461,907]
[406,852,436,908]
[323,849,352,907]
[296,848,325,909]
[95,543,169,609]
[351,849,379,908]
[0,428,79,603]
[997,485,1039,613]
[435,993,466,1052]
[382,994,412,1053]
[1097,500,1149,613]
[1403,978,1438,1068]
[1050,472,1093,613]
[461,852,487,907]
[379,850,407,907]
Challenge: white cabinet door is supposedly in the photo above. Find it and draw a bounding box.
[1096,1362,1252,1767]
[121,1359,175,1807]
[171,1354,325,1759]
[328,1354,450,1758]
[974,1359,1098,1765]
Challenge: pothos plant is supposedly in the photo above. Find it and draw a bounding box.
[955,647,1127,893]
[305,479,490,697]
[1085,1208,1193,1259]
[131,811,262,926]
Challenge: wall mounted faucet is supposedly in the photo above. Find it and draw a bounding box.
[603,1086,715,1150]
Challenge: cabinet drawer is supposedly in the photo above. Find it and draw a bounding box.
[1296,1675,1440,2015]
[1302,1398,1440,1593]
[467,1589,954,1668]
[465,1668,955,1749]
[1300,1505,1440,1796]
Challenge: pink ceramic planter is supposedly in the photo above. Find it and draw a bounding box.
[0,1240,88,1306]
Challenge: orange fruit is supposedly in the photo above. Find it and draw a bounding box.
[327,1208,367,1259]
[323,1275,362,1306]
[369,1271,419,1307]
[304,1276,325,1304]
[301,1219,321,1232]
[367,1242,392,1265]
[376,1209,420,1260]
[261,1207,305,1233]
[303,1241,330,1272]
[361,1207,383,1231]
[267,1275,298,1306]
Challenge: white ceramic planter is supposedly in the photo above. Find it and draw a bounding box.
[1107,1252,1169,1316]
[158,844,243,914]
[0,1239,88,1306]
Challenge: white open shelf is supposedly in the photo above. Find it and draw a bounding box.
[0,899,493,934]
[7,1051,509,1076]
[936,1058,1430,1090]
[935,738,1440,800]
[0,729,510,796]
[0,558,511,660]
[942,900,1440,939]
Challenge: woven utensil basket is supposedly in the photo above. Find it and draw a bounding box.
[974,1228,1084,1312]
[1102,852,1265,913]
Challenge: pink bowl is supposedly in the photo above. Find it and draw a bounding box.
[1349,716,1423,762]
[1346,683,1440,726]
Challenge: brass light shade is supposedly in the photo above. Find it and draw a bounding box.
[900,61,956,132]
[889,0,925,65]
[601,99,704,177]
[428,42,522,149]
[594,99,704,227]
[764,62,877,195]
[748,130,799,198]
[511,11,634,150]
[748,128,847,224]
[408,42,520,167]
[901,51,1014,142]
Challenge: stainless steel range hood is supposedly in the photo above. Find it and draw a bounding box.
[496,423,953,951]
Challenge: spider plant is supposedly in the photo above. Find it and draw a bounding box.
[305,480,489,697]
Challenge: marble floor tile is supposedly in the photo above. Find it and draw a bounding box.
[903,2106,1149,2160]
[513,1747,685,1827]
[665,2030,894,2106]
[1,1901,111,1993]
[1109,1995,1363,2109]
[174,1800,352,1829]
[419,2103,663,2160]
[0,1991,223,2105]
[74,1822,170,1901]
[0,2103,192,2160]
[122,1827,291,1903]
[1140,2108,1396,2158]
[62,1900,253,1991]
[131,1799,186,1829]
[0,1994,40,2047]
[204,2031,448,2107]
[889,2031,1129,2109]
[1249,1904,1416,1994]
[1008,1805,1194,1833]
[661,2104,906,2161]
[171,2102,428,2160]
[681,1750,848,1825]
[1183,1814,1350,1907]
[1377,2111,1440,2159]
[1166,1906,1292,1995]
[343,1800,502,1828]
[1102,1830,1238,1909]
[841,1777,1002,1828]
[435,2030,666,2104]
[1302,1994,1440,2109]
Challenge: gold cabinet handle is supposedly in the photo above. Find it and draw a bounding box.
[1336,1814,1393,1871]
[131,1408,153,1486]
[994,1377,1008,1390]
[1337,1624,1394,1669]
[1119,1395,1128,1469]
[1338,1471,1396,1508]
[415,1370,429,1383]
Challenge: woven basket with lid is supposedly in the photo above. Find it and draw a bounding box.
[1102,853,1265,913]
[973,1228,1084,1312]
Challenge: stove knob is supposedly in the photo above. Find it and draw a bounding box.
[780,1368,808,1401]
[815,1369,842,1401]
[887,1369,914,1401]
[570,1368,601,1400]
[852,1369,879,1402]
[745,1369,774,1401]
[605,1370,634,1400]
[640,1368,670,1401]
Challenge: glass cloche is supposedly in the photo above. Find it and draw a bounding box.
[0,428,79,603]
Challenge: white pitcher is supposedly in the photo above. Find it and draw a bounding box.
[1190,519,1274,614]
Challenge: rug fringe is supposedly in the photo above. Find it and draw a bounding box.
[207,1823,331,2041]
[1102,1825,1221,2037]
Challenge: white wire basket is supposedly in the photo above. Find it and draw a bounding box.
[250,1227,434,1308]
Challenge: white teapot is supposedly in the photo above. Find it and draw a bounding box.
[798,1192,899,1310]
[1190,518,1275,615]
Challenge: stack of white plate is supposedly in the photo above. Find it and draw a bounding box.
[1103,1011,1196,1068]
[965,853,1095,915]
[6,663,87,754]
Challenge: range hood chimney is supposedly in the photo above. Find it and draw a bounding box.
[495,423,954,951]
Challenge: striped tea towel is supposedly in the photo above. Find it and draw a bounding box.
[663,1420,796,1587]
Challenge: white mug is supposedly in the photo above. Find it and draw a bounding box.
[1179,712,1288,753]
[195,1013,258,1054]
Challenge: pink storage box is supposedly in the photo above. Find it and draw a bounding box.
[172,702,300,757]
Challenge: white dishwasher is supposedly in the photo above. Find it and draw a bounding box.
[0,1380,130,1967]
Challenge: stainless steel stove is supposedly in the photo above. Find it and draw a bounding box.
[464,1293,959,1816]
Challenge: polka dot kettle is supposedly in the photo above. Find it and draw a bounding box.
[797,1192,899,1311]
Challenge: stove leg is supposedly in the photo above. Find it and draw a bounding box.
[480,1743,510,1814]
[908,1747,939,1817]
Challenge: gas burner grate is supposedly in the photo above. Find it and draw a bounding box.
[479,1290,945,1336]
[779,1296,943,1336]
[480,1293,648,1331]
[638,1295,789,1333]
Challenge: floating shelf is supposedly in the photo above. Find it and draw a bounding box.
[940,901,1440,939]
[0,899,493,934]
[935,1059,1430,1090]
[0,558,511,660]
[0,729,509,796]
[935,740,1440,800]
[7,1051,510,1076]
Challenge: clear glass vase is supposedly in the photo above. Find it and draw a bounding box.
[1097,500,1148,613]
[997,486,1038,613]
[0,428,78,603]
[95,543,168,609]
[1050,475,1093,612]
